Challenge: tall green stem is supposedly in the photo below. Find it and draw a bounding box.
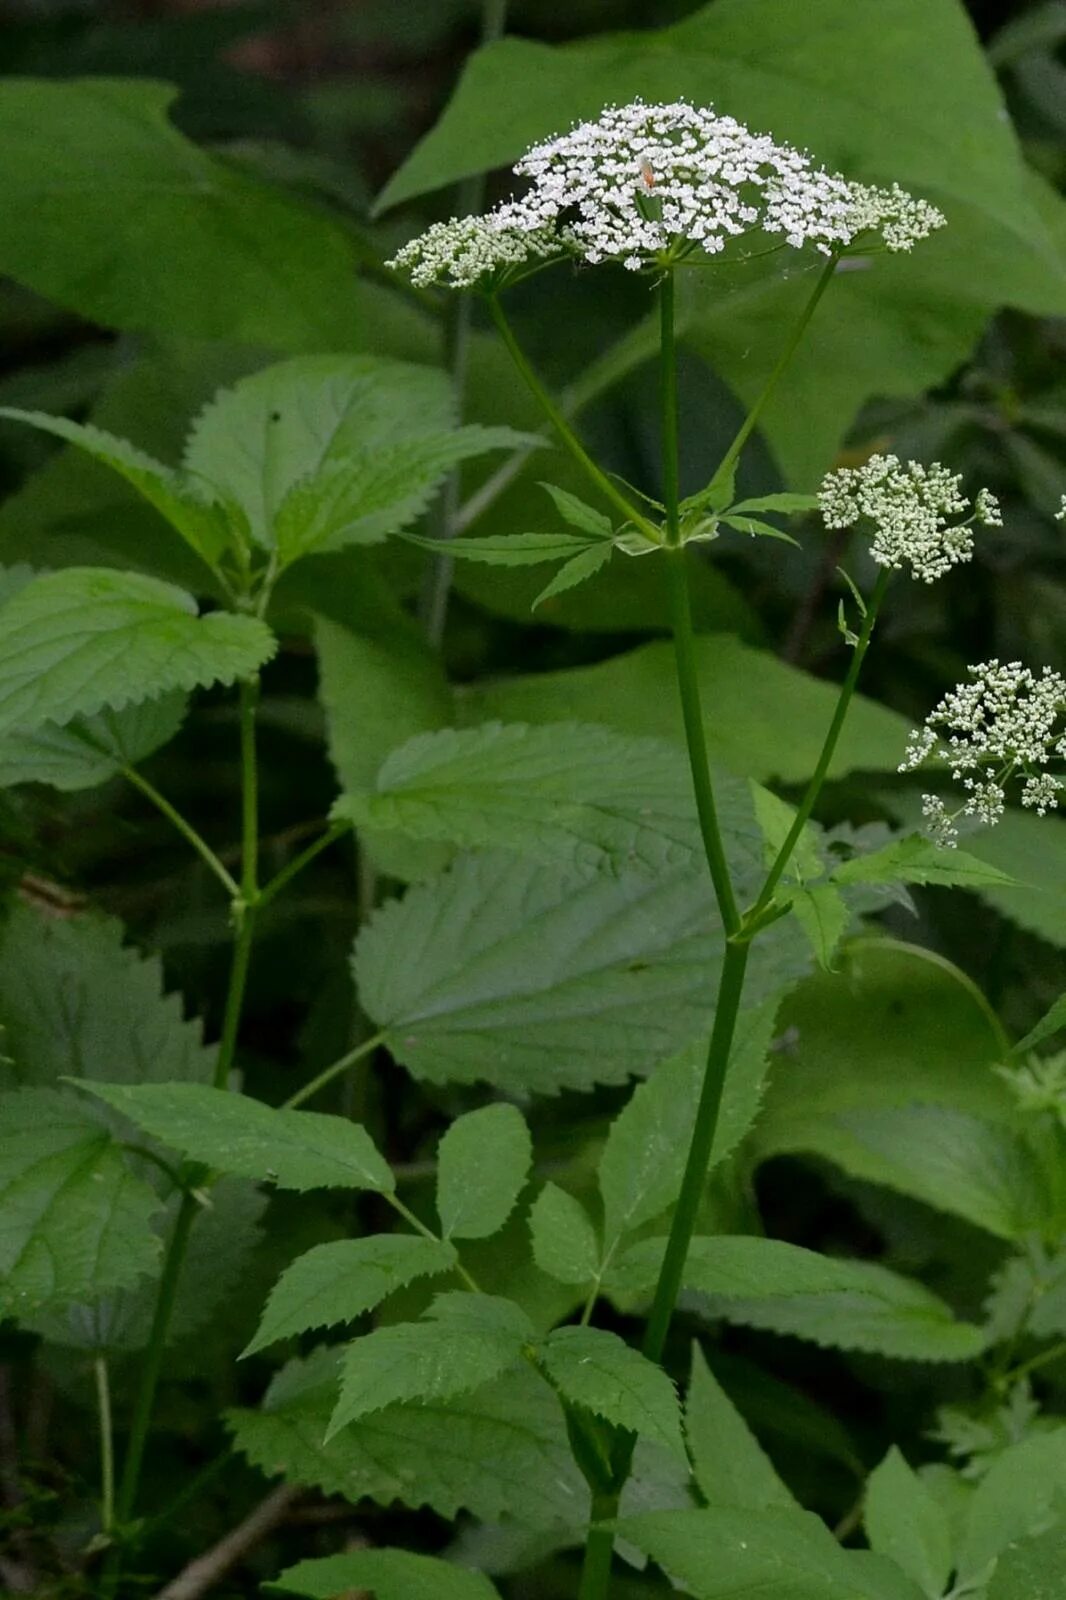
[100,674,262,1599]
[487,297,658,539]
[749,567,890,921]
[94,1355,115,1537]
[122,765,240,900]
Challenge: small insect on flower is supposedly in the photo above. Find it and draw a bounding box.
[900,659,1066,846]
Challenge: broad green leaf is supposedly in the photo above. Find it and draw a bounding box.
[540,1325,685,1459]
[227,1349,586,1529]
[0,692,186,792]
[0,1088,161,1318]
[184,357,523,561]
[987,1519,1066,1599]
[529,1184,600,1287]
[864,1448,953,1599]
[271,1551,501,1600]
[436,1104,532,1241]
[244,1235,458,1356]
[614,1505,923,1600]
[273,426,530,565]
[685,1345,796,1513]
[0,904,215,1090]
[541,484,612,537]
[464,634,911,785]
[330,1294,534,1435]
[0,409,233,568]
[750,784,822,882]
[532,541,613,607]
[0,78,360,347]
[0,568,275,735]
[400,530,596,565]
[1014,992,1066,1056]
[611,1236,987,1362]
[354,842,808,1094]
[957,1430,1066,1586]
[599,1002,781,1251]
[833,835,1016,891]
[775,1105,1050,1241]
[788,884,850,971]
[755,941,1014,1159]
[336,722,702,875]
[76,1083,394,1195]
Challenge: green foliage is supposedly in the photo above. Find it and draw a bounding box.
[864,1448,954,1599]
[0,691,186,792]
[330,1294,534,1435]
[540,1325,685,1459]
[529,1184,600,1287]
[244,1234,459,1355]
[987,1520,1066,1598]
[77,1082,395,1193]
[436,1103,532,1240]
[272,1551,502,1600]
[0,1087,161,1317]
[0,567,275,734]
[0,78,361,346]
[684,1346,797,1512]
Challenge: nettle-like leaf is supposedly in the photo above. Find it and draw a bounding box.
[786,883,850,971]
[0,567,274,735]
[609,1236,987,1362]
[183,355,529,565]
[399,530,598,567]
[271,1550,502,1600]
[0,410,235,570]
[614,1505,926,1600]
[598,1002,781,1254]
[0,1087,162,1318]
[0,690,186,792]
[771,1105,1050,1242]
[436,1103,532,1241]
[529,1183,600,1287]
[685,1345,797,1514]
[227,1349,587,1529]
[329,1295,535,1436]
[244,1235,459,1356]
[539,1325,685,1460]
[0,904,216,1091]
[864,1447,954,1600]
[76,1083,394,1194]
[335,722,702,876]
[833,834,1016,891]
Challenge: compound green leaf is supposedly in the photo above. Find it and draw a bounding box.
[833,835,1016,891]
[354,843,807,1094]
[0,78,360,347]
[244,1235,458,1356]
[610,1236,987,1362]
[463,634,911,785]
[271,1551,501,1600]
[529,1184,600,1287]
[0,567,275,735]
[336,722,702,876]
[788,884,850,971]
[598,1001,780,1251]
[0,409,233,567]
[227,1349,586,1529]
[0,691,186,792]
[531,541,612,607]
[864,1448,953,1599]
[0,903,215,1091]
[400,530,596,566]
[0,1087,161,1318]
[685,1345,796,1513]
[330,1294,534,1435]
[76,1083,394,1195]
[436,1104,532,1241]
[540,1325,685,1459]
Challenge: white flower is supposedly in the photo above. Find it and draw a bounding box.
[1056,495,1066,523]
[818,454,999,583]
[389,100,946,288]
[900,659,1066,845]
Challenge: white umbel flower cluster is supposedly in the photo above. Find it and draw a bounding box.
[818,454,1001,583]
[899,659,1066,846]
[387,101,946,289]
[1056,495,1066,523]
